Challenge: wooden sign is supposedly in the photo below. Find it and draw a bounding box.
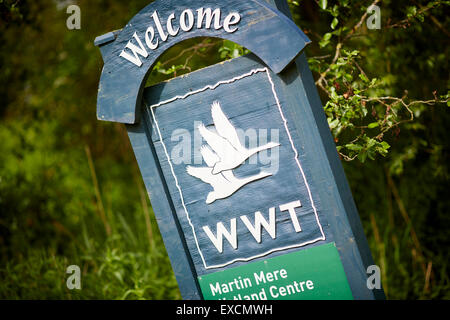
[95,0,385,300]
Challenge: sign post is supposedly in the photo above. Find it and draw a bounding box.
[95,0,385,300]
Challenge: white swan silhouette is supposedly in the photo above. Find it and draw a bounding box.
[198,101,280,175]
[186,145,272,204]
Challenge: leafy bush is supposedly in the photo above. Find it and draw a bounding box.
[0,0,448,299]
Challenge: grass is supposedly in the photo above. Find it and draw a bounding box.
[0,122,448,300]
[346,160,450,300]
[0,180,182,300]
[0,89,448,301]
[0,121,181,300]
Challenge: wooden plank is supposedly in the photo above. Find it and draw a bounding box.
[143,58,328,275]
[126,117,202,299]
[139,50,384,299]
[95,0,385,300]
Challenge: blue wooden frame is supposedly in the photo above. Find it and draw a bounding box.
[95,0,310,124]
[95,0,385,300]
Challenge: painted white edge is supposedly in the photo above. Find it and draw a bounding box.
[147,67,326,270]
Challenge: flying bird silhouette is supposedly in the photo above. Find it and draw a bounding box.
[186,145,272,204]
[198,101,280,175]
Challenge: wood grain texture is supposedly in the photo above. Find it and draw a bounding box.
[144,62,327,273]
[95,0,385,300]
[136,51,383,299]
[95,0,310,124]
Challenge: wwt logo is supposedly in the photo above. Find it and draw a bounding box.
[186,101,279,204]
[170,123,280,175]
[149,67,325,269]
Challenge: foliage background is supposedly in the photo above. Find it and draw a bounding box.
[0,0,448,299]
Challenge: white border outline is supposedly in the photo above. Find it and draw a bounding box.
[147,67,325,270]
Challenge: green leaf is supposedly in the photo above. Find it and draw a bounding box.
[331,17,339,29]
[319,0,328,10]
[358,151,368,163]
[368,122,379,129]
[329,118,340,129]
[319,33,332,48]
[359,73,369,83]
[381,141,391,150]
[346,143,363,151]
[406,6,417,18]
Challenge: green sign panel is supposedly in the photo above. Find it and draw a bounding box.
[198,243,353,300]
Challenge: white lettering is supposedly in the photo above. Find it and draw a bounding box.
[268,280,315,298]
[197,8,222,29]
[279,200,302,232]
[269,285,278,298]
[119,8,242,67]
[119,32,148,67]
[254,269,288,285]
[203,219,238,253]
[152,11,168,42]
[166,13,180,36]
[180,9,195,32]
[145,26,158,50]
[223,12,241,33]
[210,282,222,296]
[202,200,303,252]
[240,208,276,243]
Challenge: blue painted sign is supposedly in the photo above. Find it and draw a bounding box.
[95,0,310,124]
[146,66,325,272]
[94,0,385,300]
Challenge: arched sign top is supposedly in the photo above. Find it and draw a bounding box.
[95,0,311,124]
